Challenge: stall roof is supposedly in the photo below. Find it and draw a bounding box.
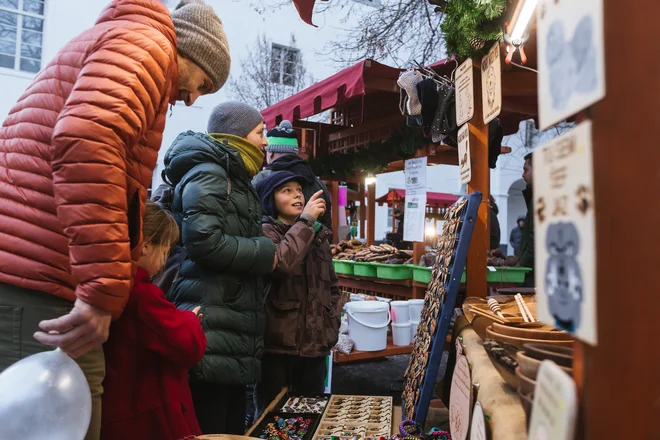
[376,189,459,206]
[261,59,402,129]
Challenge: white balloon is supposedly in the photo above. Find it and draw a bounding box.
[0,348,91,440]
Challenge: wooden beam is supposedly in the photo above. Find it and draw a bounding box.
[358,184,366,239]
[466,65,489,298]
[501,71,537,97]
[367,183,376,245]
[579,1,660,437]
[364,76,399,93]
[326,114,403,142]
[500,99,538,115]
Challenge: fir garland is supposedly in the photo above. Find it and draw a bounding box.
[439,0,507,60]
[308,126,426,180]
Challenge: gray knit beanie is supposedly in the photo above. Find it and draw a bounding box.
[207,101,264,138]
[171,0,230,93]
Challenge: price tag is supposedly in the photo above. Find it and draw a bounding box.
[487,266,496,272]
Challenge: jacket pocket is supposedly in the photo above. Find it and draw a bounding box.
[127,189,142,252]
[265,299,301,348]
[322,304,340,350]
[0,306,22,372]
[316,250,332,281]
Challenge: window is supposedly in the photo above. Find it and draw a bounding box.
[387,207,393,228]
[270,43,300,87]
[0,0,44,73]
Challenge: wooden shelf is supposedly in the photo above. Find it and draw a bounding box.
[337,274,415,299]
[334,335,412,363]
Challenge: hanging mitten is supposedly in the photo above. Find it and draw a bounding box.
[397,70,424,116]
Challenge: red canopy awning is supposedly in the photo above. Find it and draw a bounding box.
[261,59,402,129]
[292,0,317,27]
[376,189,459,207]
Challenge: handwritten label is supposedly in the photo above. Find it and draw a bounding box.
[529,361,578,440]
[456,58,474,125]
[534,121,597,345]
[458,124,471,184]
[449,355,472,440]
[481,43,502,124]
[470,402,487,440]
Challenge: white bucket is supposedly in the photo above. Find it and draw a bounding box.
[410,320,419,342]
[408,299,424,322]
[344,301,391,351]
[392,322,412,346]
[390,301,410,324]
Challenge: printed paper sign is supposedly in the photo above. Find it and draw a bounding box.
[534,121,597,345]
[481,43,502,124]
[403,193,427,243]
[404,157,427,192]
[537,0,606,129]
[457,124,471,184]
[455,58,474,126]
[449,355,472,440]
[529,361,578,440]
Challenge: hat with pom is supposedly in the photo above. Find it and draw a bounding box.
[265,120,299,154]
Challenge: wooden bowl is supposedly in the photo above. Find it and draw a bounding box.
[522,343,574,368]
[517,351,573,380]
[491,322,573,341]
[483,339,519,389]
[518,390,534,427]
[516,366,536,395]
[486,327,575,349]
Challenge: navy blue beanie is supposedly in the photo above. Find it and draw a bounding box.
[254,170,308,217]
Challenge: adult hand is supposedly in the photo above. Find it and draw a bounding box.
[303,190,326,219]
[34,299,112,358]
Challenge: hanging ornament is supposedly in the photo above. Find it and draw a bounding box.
[469,37,486,50]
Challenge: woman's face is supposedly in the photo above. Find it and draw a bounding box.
[246,122,268,150]
[274,181,304,222]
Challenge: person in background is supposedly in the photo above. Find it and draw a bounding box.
[162,101,276,434]
[252,120,333,233]
[509,216,525,256]
[489,195,502,251]
[101,202,206,440]
[254,171,340,417]
[519,153,535,286]
[0,1,229,438]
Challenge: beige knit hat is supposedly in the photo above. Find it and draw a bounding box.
[171,0,231,93]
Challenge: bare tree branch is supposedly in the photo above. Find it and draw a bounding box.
[243,0,444,67]
[227,34,313,111]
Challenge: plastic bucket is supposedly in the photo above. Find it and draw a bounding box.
[392,322,412,346]
[411,320,419,342]
[408,299,424,322]
[390,301,410,324]
[344,301,391,351]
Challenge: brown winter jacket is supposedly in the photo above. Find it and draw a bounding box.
[0,0,178,314]
[262,218,341,358]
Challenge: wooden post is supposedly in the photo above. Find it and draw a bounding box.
[578,1,660,437]
[359,183,366,239]
[367,182,376,245]
[466,64,490,297]
[331,180,339,244]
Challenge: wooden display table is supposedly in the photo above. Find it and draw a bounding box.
[333,334,413,363]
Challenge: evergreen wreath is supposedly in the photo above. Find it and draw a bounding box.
[308,125,426,180]
[439,0,508,60]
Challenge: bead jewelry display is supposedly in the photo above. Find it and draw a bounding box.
[259,416,313,440]
[402,197,469,421]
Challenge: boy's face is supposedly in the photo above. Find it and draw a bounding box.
[274,181,305,220]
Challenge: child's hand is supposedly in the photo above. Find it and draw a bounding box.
[303,190,326,219]
[193,306,203,323]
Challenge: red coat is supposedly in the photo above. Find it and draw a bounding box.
[0,0,178,314]
[102,268,206,440]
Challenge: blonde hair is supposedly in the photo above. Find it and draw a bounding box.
[142,201,179,248]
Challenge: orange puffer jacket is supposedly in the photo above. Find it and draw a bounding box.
[0,0,179,314]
